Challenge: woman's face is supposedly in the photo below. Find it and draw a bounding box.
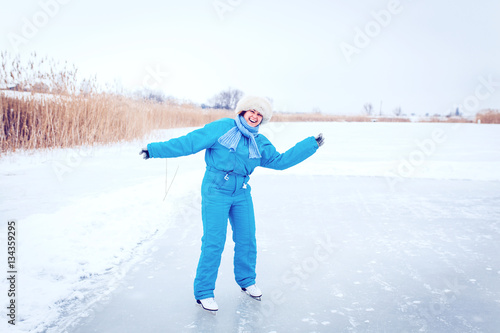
[243,109,263,127]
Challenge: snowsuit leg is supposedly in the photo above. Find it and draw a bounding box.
[194,183,230,300]
[194,170,257,300]
[229,190,257,289]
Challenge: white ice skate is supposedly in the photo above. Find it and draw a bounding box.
[196,297,218,314]
[242,284,262,301]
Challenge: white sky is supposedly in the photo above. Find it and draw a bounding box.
[1,0,499,115]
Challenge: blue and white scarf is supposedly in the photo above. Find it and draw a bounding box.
[218,115,261,158]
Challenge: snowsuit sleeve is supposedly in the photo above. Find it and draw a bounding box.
[259,136,318,170]
[147,120,226,158]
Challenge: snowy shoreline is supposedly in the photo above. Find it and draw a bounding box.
[1,122,499,332]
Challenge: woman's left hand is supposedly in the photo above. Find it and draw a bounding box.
[315,133,325,147]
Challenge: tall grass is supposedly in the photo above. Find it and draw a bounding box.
[0,92,231,153]
[272,112,410,122]
[1,51,85,95]
[476,109,500,124]
[0,52,232,154]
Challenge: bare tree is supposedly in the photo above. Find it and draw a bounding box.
[364,103,373,116]
[393,106,402,117]
[209,88,244,109]
[133,87,166,103]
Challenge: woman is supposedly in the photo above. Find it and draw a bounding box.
[140,96,324,313]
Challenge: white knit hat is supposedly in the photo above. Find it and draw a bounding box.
[234,96,273,124]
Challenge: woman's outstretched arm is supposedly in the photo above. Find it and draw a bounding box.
[259,135,321,170]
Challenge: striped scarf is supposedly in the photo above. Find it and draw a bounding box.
[218,115,261,159]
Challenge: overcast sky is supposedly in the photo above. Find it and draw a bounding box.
[2,0,499,115]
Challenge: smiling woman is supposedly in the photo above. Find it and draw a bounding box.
[140,95,324,313]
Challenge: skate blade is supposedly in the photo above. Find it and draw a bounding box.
[242,290,262,301]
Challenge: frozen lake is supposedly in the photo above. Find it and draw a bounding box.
[69,175,500,333]
[1,122,499,332]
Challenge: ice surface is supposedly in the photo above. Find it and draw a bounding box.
[1,122,499,332]
[70,176,500,333]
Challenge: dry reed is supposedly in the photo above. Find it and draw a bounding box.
[0,92,231,153]
[272,112,410,123]
[0,51,234,154]
[476,109,500,124]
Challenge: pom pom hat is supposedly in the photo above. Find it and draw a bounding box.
[234,96,273,124]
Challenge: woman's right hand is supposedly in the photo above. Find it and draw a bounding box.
[139,148,150,160]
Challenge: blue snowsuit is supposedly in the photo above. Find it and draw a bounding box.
[147,118,318,300]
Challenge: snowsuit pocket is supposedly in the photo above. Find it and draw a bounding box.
[212,174,227,190]
[203,171,228,195]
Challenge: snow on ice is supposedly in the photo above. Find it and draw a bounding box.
[1,122,499,332]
